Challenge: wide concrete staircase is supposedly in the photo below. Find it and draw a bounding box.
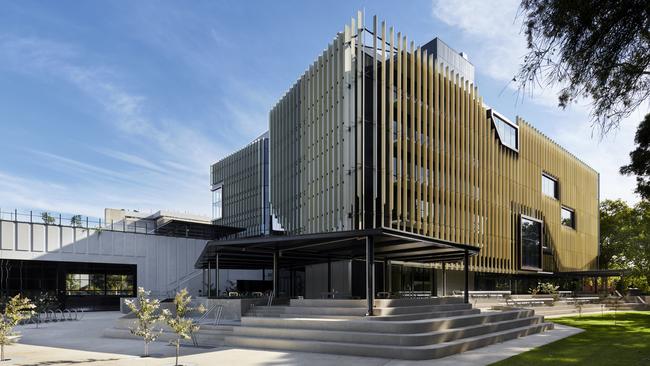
[227,297,553,360]
[103,316,234,347]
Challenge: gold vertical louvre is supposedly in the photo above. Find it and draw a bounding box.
[267,12,599,274]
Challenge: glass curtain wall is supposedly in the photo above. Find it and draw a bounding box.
[390,264,434,293]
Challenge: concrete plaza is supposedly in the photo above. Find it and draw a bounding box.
[4,311,581,366]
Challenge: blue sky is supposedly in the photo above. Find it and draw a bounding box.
[0,0,642,219]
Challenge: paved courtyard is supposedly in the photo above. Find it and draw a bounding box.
[4,311,582,366]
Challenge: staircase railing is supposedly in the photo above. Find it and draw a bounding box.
[195,303,223,326]
[266,291,274,307]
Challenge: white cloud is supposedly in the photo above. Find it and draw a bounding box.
[433,0,523,81]
[0,34,228,217]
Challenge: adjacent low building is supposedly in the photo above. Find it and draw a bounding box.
[0,208,249,310]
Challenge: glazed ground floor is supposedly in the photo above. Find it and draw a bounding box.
[202,260,603,299]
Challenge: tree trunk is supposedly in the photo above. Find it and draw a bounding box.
[144,340,148,357]
[175,342,179,366]
[1,343,4,361]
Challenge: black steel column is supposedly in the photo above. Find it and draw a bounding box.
[386,260,392,293]
[202,269,206,296]
[442,262,447,296]
[273,251,278,296]
[366,236,375,316]
[207,261,211,298]
[327,257,332,296]
[463,250,469,304]
[383,258,388,293]
[215,253,220,297]
[430,266,435,297]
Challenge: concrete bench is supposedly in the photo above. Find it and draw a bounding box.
[565,297,600,304]
[505,298,554,306]
[397,291,431,298]
[453,291,511,298]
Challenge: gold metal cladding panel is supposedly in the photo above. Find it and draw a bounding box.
[370,16,598,273]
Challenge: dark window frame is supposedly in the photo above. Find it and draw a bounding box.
[542,173,559,199]
[561,206,576,229]
[212,183,223,220]
[520,214,543,271]
[487,109,519,153]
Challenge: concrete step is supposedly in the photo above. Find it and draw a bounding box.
[241,309,536,334]
[104,326,232,347]
[249,306,367,316]
[374,297,466,307]
[232,315,545,346]
[245,310,361,319]
[278,314,361,319]
[288,297,464,308]
[372,308,480,321]
[374,303,473,316]
[247,303,472,318]
[225,321,553,360]
[288,299,367,308]
[196,324,235,332]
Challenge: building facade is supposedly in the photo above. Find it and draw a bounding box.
[211,133,271,237]
[206,12,599,295]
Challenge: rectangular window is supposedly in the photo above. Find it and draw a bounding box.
[542,174,558,199]
[212,186,223,220]
[106,274,135,296]
[521,216,542,270]
[66,273,134,296]
[561,206,575,229]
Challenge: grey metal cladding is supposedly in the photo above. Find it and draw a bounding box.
[270,28,357,235]
[211,136,269,237]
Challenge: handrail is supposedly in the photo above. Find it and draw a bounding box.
[267,291,274,307]
[195,303,223,325]
[214,305,223,326]
[167,270,203,294]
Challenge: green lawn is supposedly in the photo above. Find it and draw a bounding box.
[492,312,650,366]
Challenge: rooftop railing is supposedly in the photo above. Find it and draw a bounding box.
[0,208,156,235]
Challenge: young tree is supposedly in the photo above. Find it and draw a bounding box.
[0,295,35,362]
[124,287,163,357]
[516,0,650,134]
[162,289,205,366]
[41,212,56,225]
